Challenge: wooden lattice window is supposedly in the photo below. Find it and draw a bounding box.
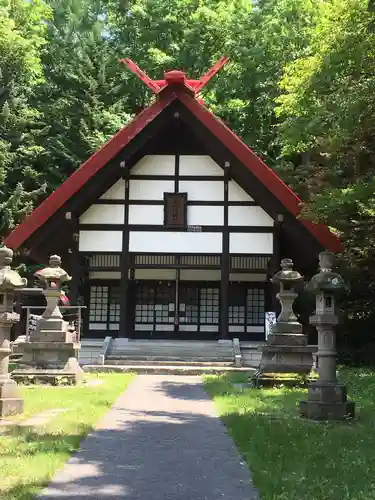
[246,288,265,325]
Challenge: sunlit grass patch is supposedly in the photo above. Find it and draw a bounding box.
[205,368,375,500]
[0,373,134,500]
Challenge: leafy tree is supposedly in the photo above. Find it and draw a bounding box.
[275,0,375,361]
[0,0,51,236]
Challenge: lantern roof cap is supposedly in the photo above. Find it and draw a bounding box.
[0,246,27,290]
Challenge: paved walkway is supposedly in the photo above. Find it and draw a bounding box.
[39,375,259,500]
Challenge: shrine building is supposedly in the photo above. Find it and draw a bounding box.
[4,58,341,342]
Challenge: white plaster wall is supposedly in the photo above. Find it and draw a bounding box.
[131,155,175,176]
[129,179,174,200]
[179,180,224,201]
[79,230,123,252]
[180,269,221,281]
[188,206,224,226]
[228,180,254,202]
[128,205,164,225]
[80,205,124,225]
[247,326,265,333]
[229,273,268,282]
[88,323,107,330]
[228,206,273,227]
[179,155,224,176]
[129,231,222,253]
[134,269,176,280]
[229,233,273,254]
[89,271,121,279]
[100,179,125,200]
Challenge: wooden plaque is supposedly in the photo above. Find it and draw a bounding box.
[164,193,187,229]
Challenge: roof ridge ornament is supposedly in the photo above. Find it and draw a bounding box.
[120,56,229,96]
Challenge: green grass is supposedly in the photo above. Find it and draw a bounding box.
[0,373,134,500]
[205,368,375,500]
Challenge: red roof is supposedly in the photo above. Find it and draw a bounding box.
[4,69,342,252]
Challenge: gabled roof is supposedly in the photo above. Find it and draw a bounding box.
[4,68,342,252]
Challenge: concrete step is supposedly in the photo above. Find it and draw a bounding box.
[105,358,233,366]
[84,364,254,375]
[108,346,232,351]
[107,349,232,356]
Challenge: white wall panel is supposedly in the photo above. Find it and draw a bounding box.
[129,179,174,200]
[179,180,224,201]
[229,233,273,254]
[128,205,164,225]
[247,326,265,333]
[179,155,224,176]
[79,231,123,252]
[180,269,221,281]
[131,155,175,176]
[79,204,124,225]
[134,269,176,280]
[228,206,273,227]
[228,180,254,202]
[100,179,125,200]
[129,231,222,253]
[188,206,224,226]
[89,271,121,279]
[89,323,107,330]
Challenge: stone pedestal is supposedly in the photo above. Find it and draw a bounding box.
[0,246,27,416]
[253,259,316,387]
[299,252,355,420]
[0,315,24,416]
[12,255,83,385]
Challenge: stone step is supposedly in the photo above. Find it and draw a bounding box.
[110,341,232,349]
[106,356,233,365]
[107,348,232,355]
[107,352,233,360]
[108,344,233,351]
[84,364,254,375]
[105,359,233,366]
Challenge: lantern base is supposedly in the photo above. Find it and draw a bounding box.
[300,381,355,420]
[300,400,355,421]
[12,357,84,386]
[0,379,24,416]
[257,345,317,375]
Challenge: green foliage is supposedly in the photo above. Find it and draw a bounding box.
[1,0,375,355]
[275,0,375,353]
[0,0,51,237]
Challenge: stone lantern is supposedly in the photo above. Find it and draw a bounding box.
[269,257,304,338]
[253,258,316,386]
[34,254,71,327]
[300,251,355,420]
[0,246,27,416]
[13,255,83,385]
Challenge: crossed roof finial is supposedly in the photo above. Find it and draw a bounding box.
[120,56,229,96]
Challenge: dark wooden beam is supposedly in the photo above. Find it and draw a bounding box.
[119,167,130,338]
[220,165,230,340]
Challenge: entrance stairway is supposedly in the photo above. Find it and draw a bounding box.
[105,339,235,366]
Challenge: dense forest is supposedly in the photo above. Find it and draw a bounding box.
[1,0,375,361]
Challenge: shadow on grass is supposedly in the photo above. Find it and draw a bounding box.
[1,423,92,457]
[4,371,375,500]
[204,371,375,500]
[2,377,259,500]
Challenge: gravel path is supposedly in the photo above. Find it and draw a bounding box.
[39,375,259,500]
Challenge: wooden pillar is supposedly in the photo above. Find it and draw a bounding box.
[69,216,80,305]
[270,216,283,314]
[82,255,90,338]
[119,169,130,337]
[220,163,230,340]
